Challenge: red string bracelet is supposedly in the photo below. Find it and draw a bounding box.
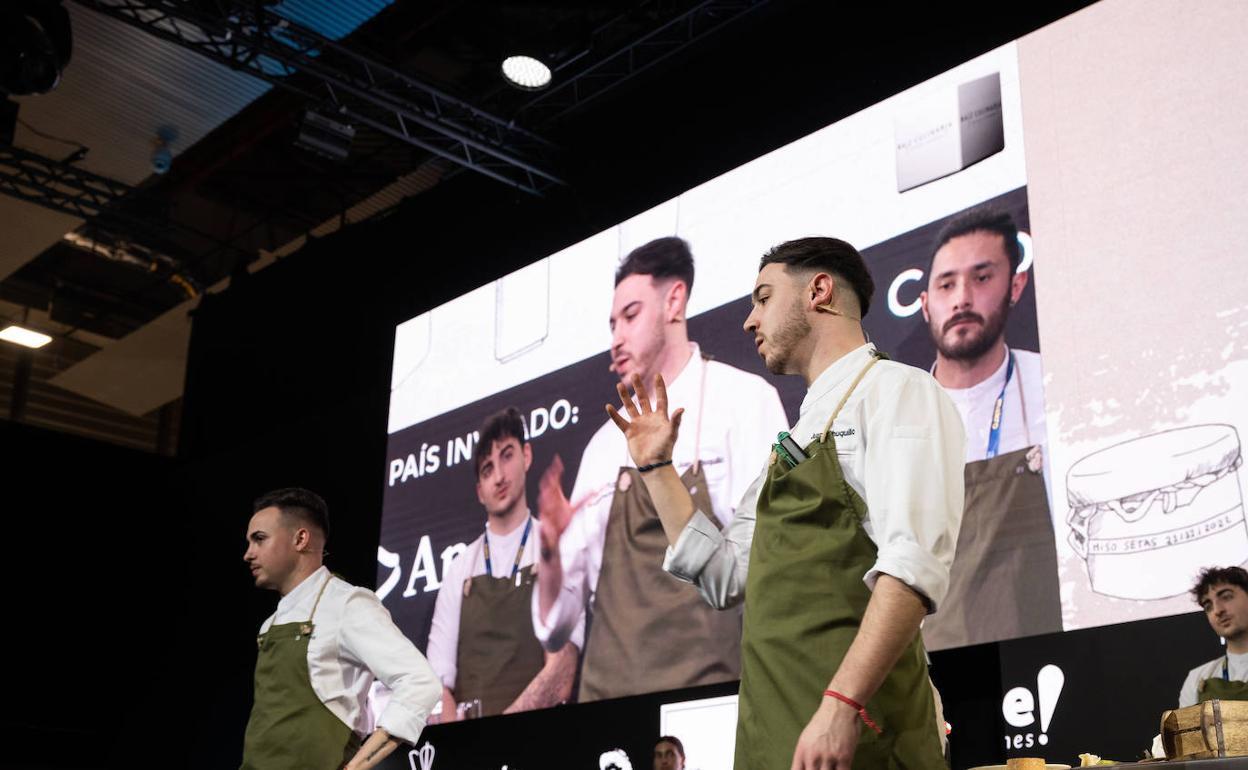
[824,689,883,734]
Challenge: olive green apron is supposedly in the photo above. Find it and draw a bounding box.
[922,445,1060,649]
[241,574,361,770]
[579,358,743,701]
[454,525,546,716]
[737,353,946,770]
[1198,658,1248,702]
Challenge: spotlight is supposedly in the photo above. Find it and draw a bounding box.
[501,55,551,91]
[294,109,355,161]
[0,0,73,96]
[0,324,52,349]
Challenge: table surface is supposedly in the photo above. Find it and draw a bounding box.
[1096,758,1248,768]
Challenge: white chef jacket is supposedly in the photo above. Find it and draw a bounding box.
[664,343,966,612]
[1179,649,1248,707]
[258,566,441,744]
[940,347,1047,464]
[532,343,788,650]
[427,514,584,690]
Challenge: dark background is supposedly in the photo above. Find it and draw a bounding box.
[7,2,1221,769]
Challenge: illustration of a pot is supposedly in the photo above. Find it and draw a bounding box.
[1066,424,1248,600]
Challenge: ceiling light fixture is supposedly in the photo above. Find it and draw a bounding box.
[0,324,52,349]
[501,55,551,91]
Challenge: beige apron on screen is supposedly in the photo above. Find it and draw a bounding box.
[924,359,1062,649]
[577,358,742,701]
[923,445,1061,649]
[454,525,546,717]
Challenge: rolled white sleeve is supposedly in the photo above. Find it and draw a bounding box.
[1179,667,1201,708]
[425,548,468,689]
[663,469,764,609]
[861,376,965,612]
[530,481,610,650]
[530,543,588,651]
[340,590,441,745]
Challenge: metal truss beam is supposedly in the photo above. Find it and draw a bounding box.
[518,0,773,126]
[71,0,564,196]
[0,144,244,278]
[0,144,133,219]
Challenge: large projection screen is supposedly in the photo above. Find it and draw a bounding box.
[377,0,1248,719]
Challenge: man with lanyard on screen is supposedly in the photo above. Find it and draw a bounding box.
[241,488,440,770]
[1179,565,1248,706]
[533,236,788,701]
[543,237,964,769]
[917,207,1062,650]
[426,408,579,718]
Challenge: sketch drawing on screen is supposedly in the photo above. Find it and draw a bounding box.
[495,258,551,362]
[391,313,432,394]
[408,741,434,770]
[1066,424,1248,600]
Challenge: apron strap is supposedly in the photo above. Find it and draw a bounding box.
[1013,351,1032,448]
[693,354,709,475]
[820,352,883,442]
[306,572,334,624]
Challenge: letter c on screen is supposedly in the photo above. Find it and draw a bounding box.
[888,268,925,318]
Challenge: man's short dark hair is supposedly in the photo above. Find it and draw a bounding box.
[655,735,685,759]
[615,236,695,295]
[1191,565,1248,604]
[253,487,330,540]
[759,237,875,317]
[475,406,528,473]
[930,207,1023,275]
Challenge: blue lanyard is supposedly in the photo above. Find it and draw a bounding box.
[986,352,1016,460]
[483,518,532,579]
[1224,654,1231,681]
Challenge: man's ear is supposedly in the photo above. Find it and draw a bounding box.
[665,279,688,322]
[810,272,837,311]
[919,290,930,323]
[522,441,533,472]
[294,526,312,553]
[1009,268,1029,306]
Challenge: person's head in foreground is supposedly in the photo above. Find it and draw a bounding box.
[244,487,329,595]
[1192,565,1248,648]
[653,735,686,770]
[744,236,873,380]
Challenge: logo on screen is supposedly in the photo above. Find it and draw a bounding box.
[408,741,435,770]
[1001,663,1064,750]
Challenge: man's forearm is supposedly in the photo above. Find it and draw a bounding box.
[344,729,399,770]
[826,574,928,703]
[639,465,697,545]
[438,686,457,723]
[536,548,563,623]
[504,644,578,713]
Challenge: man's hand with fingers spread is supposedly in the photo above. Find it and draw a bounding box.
[537,455,577,562]
[605,373,684,467]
